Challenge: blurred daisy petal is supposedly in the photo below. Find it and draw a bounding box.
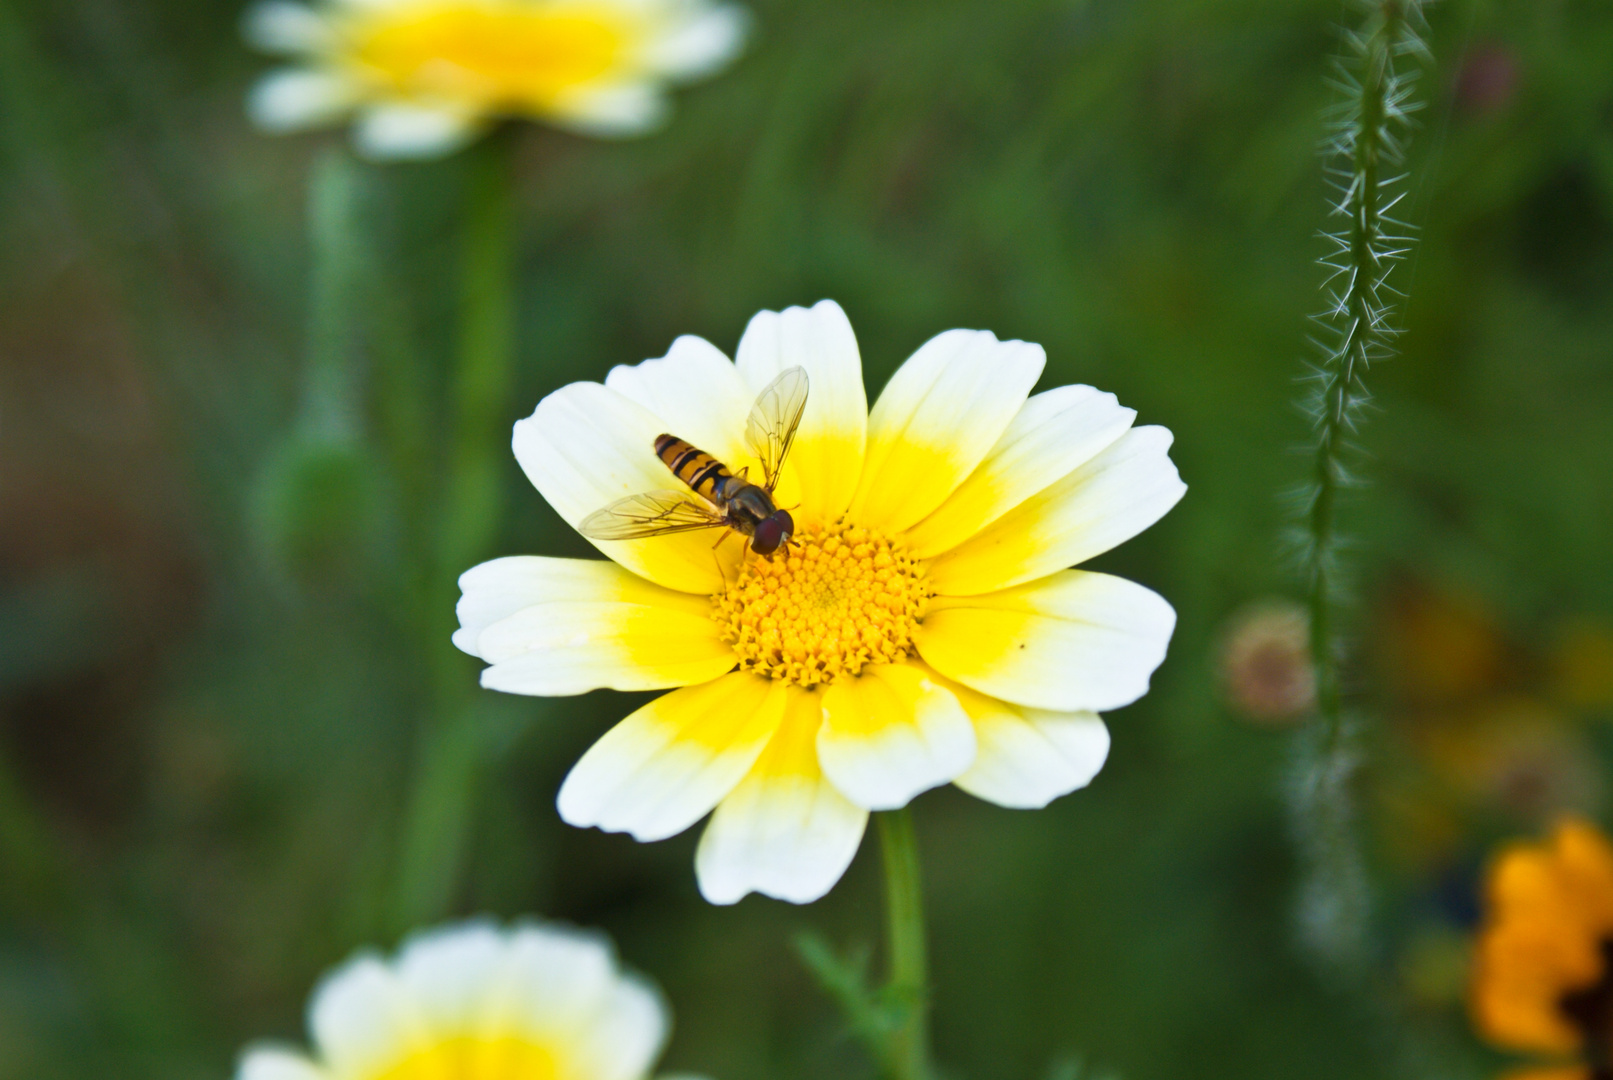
[247,70,358,132]
[497,923,619,1032]
[569,974,670,1080]
[236,1047,326,1080]
[352,103,482,160]
[643,5,750,79]
[393,920,506,1036]
[240,921,679,1080]
[242,2,330,54]
[308,954,423,1077]
[549,82,668,138]
[243,0,749,152]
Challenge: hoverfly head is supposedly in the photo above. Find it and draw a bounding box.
[750,509,795,557]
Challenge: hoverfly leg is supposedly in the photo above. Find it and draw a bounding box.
[710,529,738,587]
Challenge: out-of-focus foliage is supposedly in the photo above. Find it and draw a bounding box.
[2,1,1613,1078]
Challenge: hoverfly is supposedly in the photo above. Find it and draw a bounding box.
[579,366,809,557]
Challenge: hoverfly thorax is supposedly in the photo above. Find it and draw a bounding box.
[578,366,809,560]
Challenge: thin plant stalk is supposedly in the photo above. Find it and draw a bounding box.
[1307,0,1421,756]
[392,131,518,929]
[1291,0,1425,974]
[878,807,932,1080]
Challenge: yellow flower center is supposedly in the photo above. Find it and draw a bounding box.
[345,3,630,107]
[715,523,929,687]
[373,1036,557,1080]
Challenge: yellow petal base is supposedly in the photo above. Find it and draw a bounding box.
[374,1036,557,1080]
[714,523,928,687]
[346,2,629,108]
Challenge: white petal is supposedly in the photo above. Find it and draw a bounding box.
[916,570,1176,713]
[548,81,668,139]
[924,425,1186,596]
[236,1046,326,1080]
[454,556,709,658]
[942,675,1111,808]
[604,334,754,469]
[640,5,750,80]
[557,674,786,842]
[902,384,1136,559]
[491,923,619,1037]
[307,953,425,1077]
[513,381,736,594]
[247,69,357,132]
[352,103,482,160]
[734,300,867,523]
[696,688,868,905]
[241,2,331,54]
[568,973,670,1080]
[392,920,507,1038]
[475,599,734,697]
[850,329,1044,535]
[817,663,976,811]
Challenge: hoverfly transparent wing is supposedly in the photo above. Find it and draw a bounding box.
[744,365,809,494]
[578,490,728,540]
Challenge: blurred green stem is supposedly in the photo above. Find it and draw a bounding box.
[304,151,365,441]
[878,807,932,1080]
[439,130,517,575]
[392,131,517,930]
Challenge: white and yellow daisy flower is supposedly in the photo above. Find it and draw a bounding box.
[243,0,748,159]
[455,301,1185,905]
[236,919,698,1080]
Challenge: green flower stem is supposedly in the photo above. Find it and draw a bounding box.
[304,150,366,441]
[1308,1,1408,753]
[1293,0,1422,975]
[438,130,518,579]
[392,132,518,930]
[878,807,932,1080]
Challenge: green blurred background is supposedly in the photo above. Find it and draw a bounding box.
[4,0,1613,1077]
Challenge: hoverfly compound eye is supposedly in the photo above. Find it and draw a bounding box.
[751,511,793,556]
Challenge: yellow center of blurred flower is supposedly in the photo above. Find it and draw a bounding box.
[346,3,628,106]
[714,523,928,687]
[373,1036,557,1080]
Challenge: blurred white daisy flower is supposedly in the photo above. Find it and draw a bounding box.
[243,0,749,158]
[236,919,700,1080]
[455,300,1185,906]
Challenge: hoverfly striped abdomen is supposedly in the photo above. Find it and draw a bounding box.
[577,368,808,558]
[654,434,746,504]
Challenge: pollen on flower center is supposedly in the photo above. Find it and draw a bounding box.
[373,1035,557,1080]
[349,4,627,104]
[714,523,929,687]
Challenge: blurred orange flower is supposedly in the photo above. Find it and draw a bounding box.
[1472,818,1613,1077]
